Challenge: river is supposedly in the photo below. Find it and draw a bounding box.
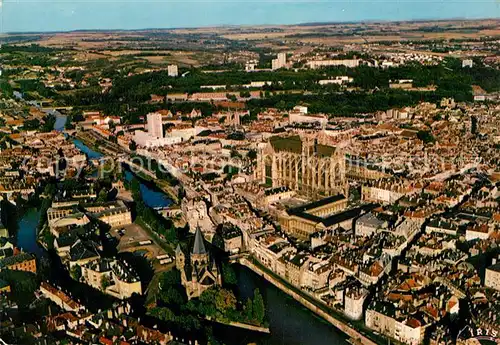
[53,112,67,131]
[213,265,349,345]
[14,113,65,259]
[70,136,172,208]
[123,169,172,209]
[72,138,104,160]
[16,208,45,259]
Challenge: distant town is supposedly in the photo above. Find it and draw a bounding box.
[0,18,499,345]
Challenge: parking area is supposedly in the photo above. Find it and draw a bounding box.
[111,223,174,272]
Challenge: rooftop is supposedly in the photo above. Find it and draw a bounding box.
[0,252,34,268]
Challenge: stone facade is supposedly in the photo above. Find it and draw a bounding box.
[176,228,221,300]
[256,135,347,199]
[485,262,500,291]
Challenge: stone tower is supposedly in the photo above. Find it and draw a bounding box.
[191,227,208,266]
[175,244,185,270]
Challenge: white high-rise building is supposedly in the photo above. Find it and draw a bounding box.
[147,112,164,138]
[168,64,179,77]
[277,52,286,65]
[272,52,287,70]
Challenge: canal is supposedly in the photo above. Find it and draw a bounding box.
[15,137,349,345]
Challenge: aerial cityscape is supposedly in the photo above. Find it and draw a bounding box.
[0,5,499,345]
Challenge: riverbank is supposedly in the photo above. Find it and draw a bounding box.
[206,316,270,334]
[122,161,179,204]
[70,136,105,160]
[239,257,382,345]
[155,179,180,204]
[74,131,125,157]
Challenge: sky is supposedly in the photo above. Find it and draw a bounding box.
[1,0,499,33]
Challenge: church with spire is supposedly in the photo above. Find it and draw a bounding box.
[175,227,221,300]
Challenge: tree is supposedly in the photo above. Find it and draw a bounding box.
[130,177,141,201]
[97,189,108,202]
[471,115,478,134]
[215,288,237,313]
[41,114,56,132]
[417,130,435,144]
[240,90,251,98]
[65,116,75,130]
[165,224,177,244]
[247,149,257,160]
[148,306,175,322]
[244,297,253,321]
[252,288,265,324]
[70,265,82,281]
[0,270,39,307]
[222,263,237,286]
[101,275,112,290]
[230,149,241,159]
[71,109,85,122]
[159,283,185,305]
[23,119,40,130]
[158,270,186,306]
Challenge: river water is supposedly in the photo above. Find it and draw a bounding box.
[14,114,65,258]
[15,138,348,345]
[69,134,172,208]
[72,138,104,160]
[53,113,67,131]
[16,208,45,258]
[213,265,348,345]
[123,169,172,209]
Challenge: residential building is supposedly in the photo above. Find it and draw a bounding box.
[462,59,473,68]
[485,262,500,291]
[279,199,372,241]
[272,52,287,70]
[288,113,328,128]
[39,282,84,313]
[147,112,164,139]
[306,59,360,69]
[356,212,387,237]
[167,64,179,77]
[80,258,142,299]
[0,252,36,273]
[366,303,426,345]
[344,287,368,320]
[0,279,10,294]
[84,200,132,228]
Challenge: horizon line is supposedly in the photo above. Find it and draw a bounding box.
[2,16,499,36]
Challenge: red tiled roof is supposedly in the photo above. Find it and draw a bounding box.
[99,337,113,345]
